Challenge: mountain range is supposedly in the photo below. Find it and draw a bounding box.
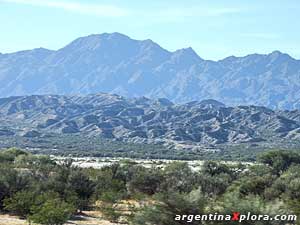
[0,93,299,150]
[0,32,300,109]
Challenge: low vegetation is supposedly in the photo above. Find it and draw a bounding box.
[0,148,300,224]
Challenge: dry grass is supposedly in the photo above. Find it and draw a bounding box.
[0,211,121,225]
[0,199,145,224]
[0,214,27,225]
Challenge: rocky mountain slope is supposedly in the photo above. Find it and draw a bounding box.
[0,93,299,148]
[0,33,300,109]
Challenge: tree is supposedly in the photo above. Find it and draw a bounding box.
[160,162,197,193]
[68,169,95,211]
[131,190,206,225]
[0,148,28,163]
[213,191,268,225]
[198,161,236,196]
[98,191,124,223]
[239,176,271,196]
[286,199,300,225]
[199,172,232,196]
[128,166,163,195]
[4,190,36,218]
[94,164,127,200]
[29,197,74,225]
[0,166,32,209]
[259,150,300,174]
[202,161,232,177]
[15,154,56,168]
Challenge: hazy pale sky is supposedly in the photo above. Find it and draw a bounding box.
[0,0,299,60]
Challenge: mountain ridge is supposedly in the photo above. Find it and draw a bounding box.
[0,93,299,149]
[2,33,297,61]
[0,32,300,109]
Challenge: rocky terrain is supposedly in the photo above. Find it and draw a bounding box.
[0,33,300,109]
[0,93,299,149]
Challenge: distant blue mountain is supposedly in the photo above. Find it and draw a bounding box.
[0,32,299,109]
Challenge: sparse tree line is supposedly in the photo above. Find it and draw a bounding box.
[0,148,300,224]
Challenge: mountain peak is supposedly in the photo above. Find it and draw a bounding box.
[97,32,131,40]
[61,32,132,51]
[174,47,198,55]
[270,50,283,55]
[268,50,285,58]
[81,32,131,41]
[1,33,300,110]
[268,50,293,61]
[171,47,202,62]
[199,99,225,107]
[140,38,168,50]
[185,99,225,109]
[31,47,52,53]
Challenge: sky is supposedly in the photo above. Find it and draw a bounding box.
[0,0,300,60]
